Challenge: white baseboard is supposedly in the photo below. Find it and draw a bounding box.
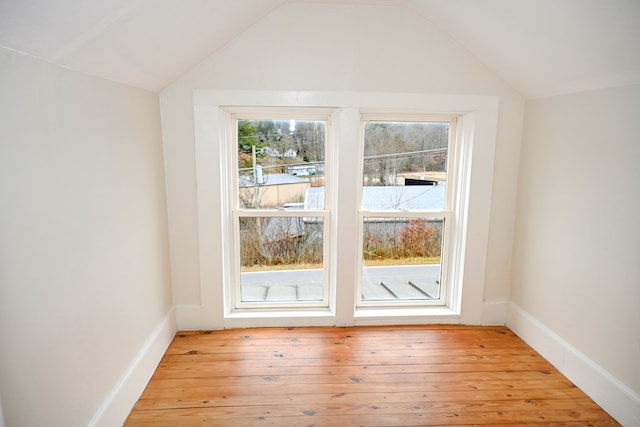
[480,299,508,325]
[507,302,640,426]
[175,301,508,330]
[87,308,176,427]
[175,304,209,330]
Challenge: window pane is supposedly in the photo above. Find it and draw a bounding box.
[361,217,443,301]
[239,216,324,302]
[237,119,326,209]
[362,121,448,210]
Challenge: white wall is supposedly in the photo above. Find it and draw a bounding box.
[160,2,524,326]
[0,48,174,427]
[510,84,640,424]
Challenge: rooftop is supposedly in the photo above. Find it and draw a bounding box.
[305,184,446,211]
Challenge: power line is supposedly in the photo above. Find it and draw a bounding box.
[364,148,447,160]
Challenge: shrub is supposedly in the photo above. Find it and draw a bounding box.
[398,218,441,258]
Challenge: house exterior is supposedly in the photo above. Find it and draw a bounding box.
[239,173,310,208]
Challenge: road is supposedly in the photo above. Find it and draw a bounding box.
[240,264,441,301]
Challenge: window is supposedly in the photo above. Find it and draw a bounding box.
[357,118,456,307]
[192,90,498,328]
[230,113,332,309]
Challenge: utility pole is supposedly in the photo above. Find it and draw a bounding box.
[252,145,259,208]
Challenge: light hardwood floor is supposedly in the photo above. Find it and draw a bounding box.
[125,325,620,426]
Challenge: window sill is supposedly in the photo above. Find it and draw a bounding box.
[224,309,335,328]
[353,306,460,326]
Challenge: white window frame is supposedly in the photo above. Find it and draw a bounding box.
[190,90,498,329]
[227,109,335,310]
[356,115,457,309]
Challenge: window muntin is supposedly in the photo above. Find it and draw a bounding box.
[358,118,455,307]
[231,115,331,309]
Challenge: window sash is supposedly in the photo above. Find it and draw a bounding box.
[231,210,332,309]
[228,111,333,310]
[356,210,451,307]
[356,116,457,308]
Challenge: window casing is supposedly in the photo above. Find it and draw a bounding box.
[191,90,499,328]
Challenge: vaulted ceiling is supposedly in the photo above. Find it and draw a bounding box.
[1,0,639,98]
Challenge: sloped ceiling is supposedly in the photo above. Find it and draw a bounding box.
[0,0,286,91]
[410,0,640,98]
[1,0,639,98]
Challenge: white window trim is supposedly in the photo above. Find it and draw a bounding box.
[189,90,498,330]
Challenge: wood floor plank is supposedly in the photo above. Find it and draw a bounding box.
[126,408,615,427]
[148,368,565,381]
[148,362,556,381]
[144,374,574,391]
[161,347,540,364]
[163,342,534,355]
[165,334,527,350]
[161,352,543,366]
[135,381,581,402]
[135,388,590,408]
[126,401,606,422]
[130,397,601,416]
[125,325,620,426]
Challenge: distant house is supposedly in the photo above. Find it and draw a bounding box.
[286,165,316,176]
[239,173,309,208]
[265,147,297,158]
